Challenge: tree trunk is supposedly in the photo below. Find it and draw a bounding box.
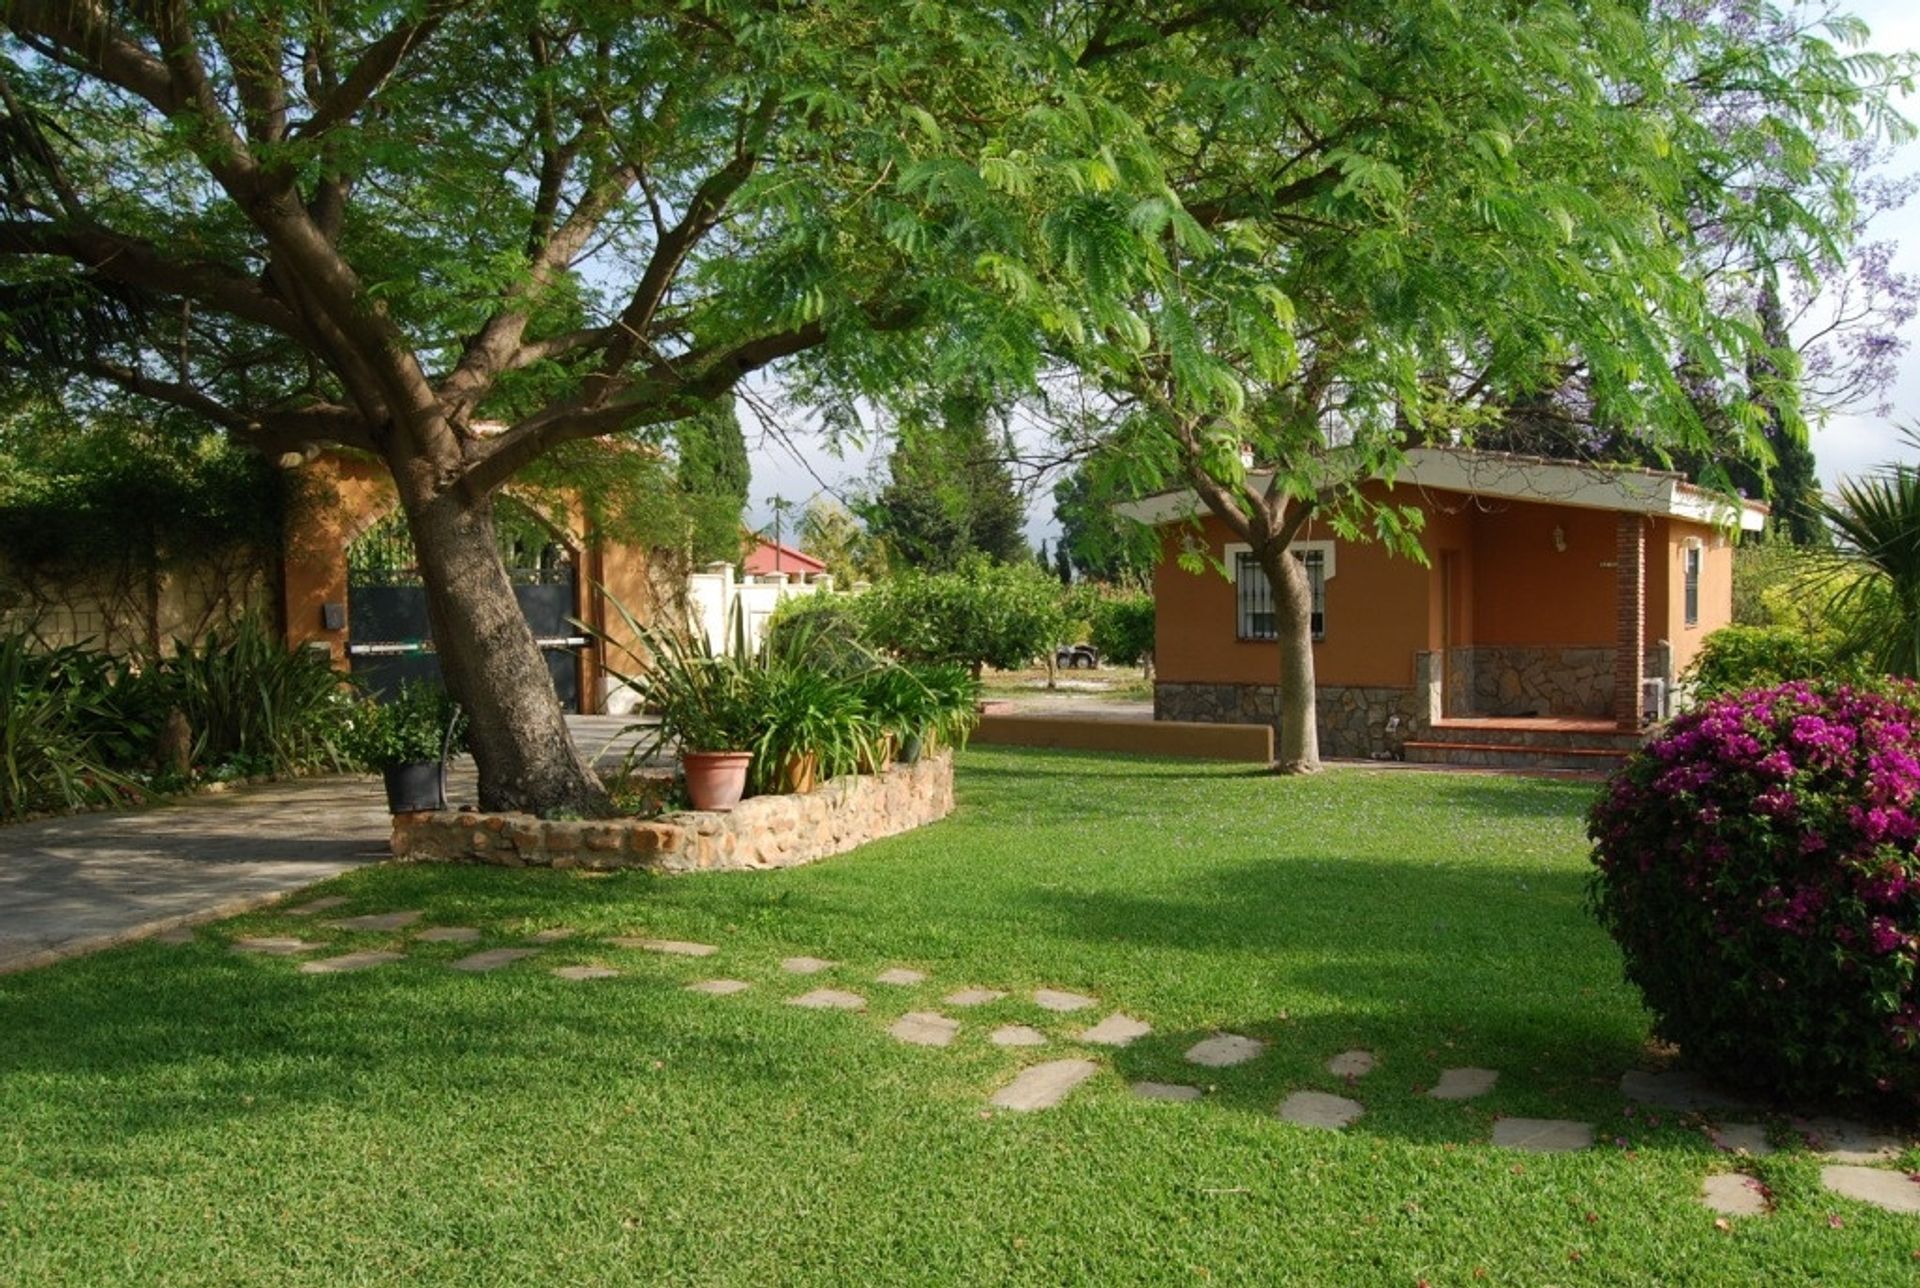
[403,485,610,816]
[1257,544,1321,774]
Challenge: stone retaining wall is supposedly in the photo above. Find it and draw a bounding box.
[392,752,954,874]
[1155,680,1429,759]
[1464,644,1676,719]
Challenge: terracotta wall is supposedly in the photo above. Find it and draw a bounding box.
[1153,500,1432,689]
[1151,489,1738,691]
[281,451,666,714]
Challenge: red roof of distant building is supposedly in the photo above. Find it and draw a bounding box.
[743,536,826,576]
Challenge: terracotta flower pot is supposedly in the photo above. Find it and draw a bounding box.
[682,750,751,811]
[780,751,819,795]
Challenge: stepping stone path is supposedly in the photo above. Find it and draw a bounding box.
[1793,1116,1904,1164]
[990,1025,1048,1048]
[611,937,717,957]
[415,927,481,943]
[781,956,835,975]
[231,936,320,956]
[788,988,865,1011]
[1033,988,1097,1013]
[285,896,349,917]
[990,1059,1099,1111]
[299,950,403,975]
[875,968,927,986]
[1619,1069,1756,1114]
[1278,1090,1365,1131]
[944,988,1006,1007]
[1080,1014,1151,1047]
[1132,1081,1203,1103]
[1708,1123,1774,1156]
[450,948,537,972]
[1429,1068,1499,1101]
[685,979,751,995]
[1328,1050,1374,1078]
[889,1011,960,1047]
[1820,1165,1920,1214]
[1491,1117,1592,1153]
[552,965,619,981]
[327,910,423,933]
[1701,1173,1772,1217]
[1185,1034,1264,1068]
[527,928,575,943]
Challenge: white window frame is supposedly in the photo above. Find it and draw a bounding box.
[1682,540,1703,628]
[1227,541,1335,642]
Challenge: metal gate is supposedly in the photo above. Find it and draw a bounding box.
[345,501,585,711]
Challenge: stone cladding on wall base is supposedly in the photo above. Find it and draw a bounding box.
[392,752,954,873]
[1155,681,1429,760]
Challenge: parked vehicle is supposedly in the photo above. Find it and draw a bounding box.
[1055,643,1100,670]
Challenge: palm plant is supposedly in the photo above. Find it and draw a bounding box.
[1820,441,1920,679]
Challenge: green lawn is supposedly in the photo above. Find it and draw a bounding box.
[3,749,1915,1285]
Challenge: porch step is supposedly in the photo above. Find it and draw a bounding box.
[1426,721,1644,753]
[1402,739,1633,772]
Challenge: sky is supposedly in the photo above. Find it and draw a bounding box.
[741,1,1920,548]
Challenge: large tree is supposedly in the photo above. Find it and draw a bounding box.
[1057,0,1910,771]
[863,389,1028,570]
[0,1,1115,812]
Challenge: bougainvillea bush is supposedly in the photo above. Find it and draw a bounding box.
[1588,681,1920,1105]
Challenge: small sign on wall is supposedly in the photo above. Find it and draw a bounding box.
[321,602,346,631]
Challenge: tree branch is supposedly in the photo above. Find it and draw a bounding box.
[292,4,459,140]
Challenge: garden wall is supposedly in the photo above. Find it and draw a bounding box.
[391,751,954,874]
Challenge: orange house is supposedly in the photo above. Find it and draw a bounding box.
[1118,448,1766,765]
[279,451,671,715]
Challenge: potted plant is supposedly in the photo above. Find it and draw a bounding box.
[348,682,464,813]
[857,664,939,770]
[625,626,761,811]
[907,662,981,761]
[750,665,877,795]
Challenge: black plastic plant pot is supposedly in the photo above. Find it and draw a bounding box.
[383,760,446,814]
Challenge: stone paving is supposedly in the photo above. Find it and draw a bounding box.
[142,903,1920,1220]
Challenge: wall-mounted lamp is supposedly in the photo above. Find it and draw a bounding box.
[1552,524,1567,553]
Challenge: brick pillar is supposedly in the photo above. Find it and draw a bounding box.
[1614,514,1645,732]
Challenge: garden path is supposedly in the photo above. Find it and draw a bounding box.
[0,715,638,974]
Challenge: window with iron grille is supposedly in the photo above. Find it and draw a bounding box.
[1683,545,1701,627]
[1236,549,1325,641]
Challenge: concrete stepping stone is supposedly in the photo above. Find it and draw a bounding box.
[415,927,481,943]
[1185,1033,1265,1068]
[1793,1116,1905,1163]
[527,928,576,943]
[788,988,866,1011]
[889,1011,960,1047]
[1702,1172,1772,1217]
[1429,1067,1499,1101]
[1132,1081,1203,1103]
[944,988,1006,1007]
[231,936,320,956]
[1033,988,1097,1013]
[552,965,620,981]
[152,927,196,944]
[610,937,717,957]
[875,968,927,986]
[450,948,537,972]
[1278,1090,1365,1131]
[299,950,404,975]
[285,896,349,917]
[1821,1164,1920,1214]
[781,956,836,975]
[990,1059,1100,1111]
[685,978,751,995]
[1328,1050,1375,1078]
[1619,1069,1757,1114]
[990,1024,1048,1048]
[1708,1123,1774,1156]
[1080,1014,1151,1047]
[327,910,423,933]
[1492,1117,1593,1152]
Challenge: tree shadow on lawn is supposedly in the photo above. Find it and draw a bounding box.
[0,947,812,1147]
